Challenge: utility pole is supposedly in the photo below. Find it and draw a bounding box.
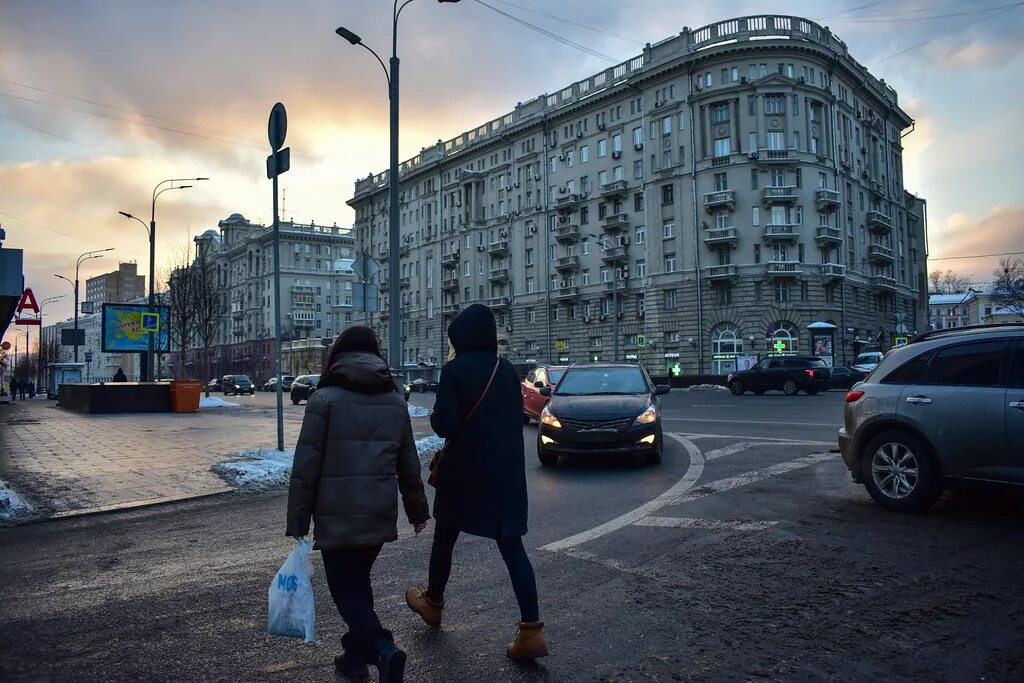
[267,103,291,452]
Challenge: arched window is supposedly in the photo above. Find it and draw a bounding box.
[766,322,798,355]
[712,325,744,374]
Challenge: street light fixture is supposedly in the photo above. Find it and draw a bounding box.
[54,248,114,364]
[119,176,208,381]
[336,0,460,369]
[587,232,623,362]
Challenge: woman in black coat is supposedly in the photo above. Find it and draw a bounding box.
[405,304,548,659]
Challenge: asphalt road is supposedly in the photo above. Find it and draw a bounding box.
[2,389,1023,681]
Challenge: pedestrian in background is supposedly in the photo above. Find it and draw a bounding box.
[18,380,26,400]
[406,304,548,660]
[287,325,429,683]
[9,376,17,401]
[112,368,128,382]
[28,381,35,398]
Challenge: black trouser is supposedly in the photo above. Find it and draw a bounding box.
[321,545,392,663]
[427,524,540,623]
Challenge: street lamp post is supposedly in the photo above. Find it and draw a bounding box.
[55,248,114,364]
[37,295,65,391]
[119,176,208,381]
[587,233,622,361]
[336,0,460,368]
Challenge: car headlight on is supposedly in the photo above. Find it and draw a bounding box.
[634,404,658,425]
[540,406,562,429]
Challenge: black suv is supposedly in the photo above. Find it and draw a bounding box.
[727,356,831,396]
[222,374,255,395]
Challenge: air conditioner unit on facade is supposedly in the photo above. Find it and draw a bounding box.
[558,153,565,160]
[576,131,583,138]
[505,185,512,192]
[598,122,606,130]
[634,143,643,151]
[513,181,520,188]
[534,174,541,181]
[740,76,747,84]
[799,76,806,83]
[749,152,759,159]
[583,317,591,323]
[529,225,538,234]
[612,151,621,159]
[559,187,568,194]
[477,245,486,252]
[598,314,606,321]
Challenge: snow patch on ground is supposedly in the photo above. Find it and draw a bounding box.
[684,384,730,392]
[408,404,430,418]
[200,396,241,408]
[214,437,444,490]
[0,479,33,521]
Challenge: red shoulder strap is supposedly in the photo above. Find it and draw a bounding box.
[463,358,500,424]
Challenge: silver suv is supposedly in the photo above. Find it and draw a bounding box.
[838,324,1024,512]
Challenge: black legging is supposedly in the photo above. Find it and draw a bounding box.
[427,523,539,623]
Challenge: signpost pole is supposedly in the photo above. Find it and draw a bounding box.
[268,102,288,453]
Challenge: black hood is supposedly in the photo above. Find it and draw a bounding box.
[448,303,497,355]
[319,351,397,394]
[548,394,651,420]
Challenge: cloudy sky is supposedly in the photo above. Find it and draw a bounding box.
[2,0,1023,332]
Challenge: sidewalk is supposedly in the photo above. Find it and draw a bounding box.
[0,398,436,523]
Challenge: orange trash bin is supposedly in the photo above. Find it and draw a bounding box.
[170,380,202,413]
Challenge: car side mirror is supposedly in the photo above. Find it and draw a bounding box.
[534,380,545,388]
[539,387,552,397]
[654,385,671,396]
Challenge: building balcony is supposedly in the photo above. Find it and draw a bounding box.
[761,185,798,205]
[599,179,629,199]
[704,264,737,281]
[231,309,245,320]
[703,190,736,212]
[487,240,509,255]
[600,246,629,264]
[762,223,799,242]
[399,245,411,258]
[814,226,843,245]
[868,178,885,199]
[820,263,846,281]
[867,244,895,265]
[602,213,630,233]
[488,268,510,283]
[756,149,795,165]
[872,275,898,293]
[441,251,460,266]
[378,280,389,292]
[554,224,581,242]
[554,193,580,212]
[766,261,803,278]
[441,303,461,315]
[555,255,580,272]
[441,278,459,292]
[867,211,893,234]
[487,296,511,310]
[400,276,411,289]
[553,285,580,300]
[603,276,628,292]
[703,227,738,246]
[815,189,841,212]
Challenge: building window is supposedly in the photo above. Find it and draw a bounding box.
[713,137,731,157]
[766,131,785,150]
[775,281,790,303]
[633,159,643,179]
[662,116,671,135]
[580,145,589,163]
[712,325,744,374]
[635,226,646,244]
[752,207,760,226]
[754,282,762,302]
[597,139,607,157]
[664,289,676,309]
[764,95,784,114]
[663,222,674,239]
[661,184,674,205]
[753,244,761,263]
[711,102,730,124]
[664,256,677,273]
[636,260,647,278]
[634,192,644,212]
[714,172,728,191]
[767,322,798,354]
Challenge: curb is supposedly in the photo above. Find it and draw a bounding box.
[41,487,236,523]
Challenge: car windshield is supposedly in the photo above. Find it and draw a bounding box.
[548,369,565,384]
[809,359,827,368]
[555,367,649,395]
[308,377,319,387]
[233,375,250,381]
[856,353,881,364]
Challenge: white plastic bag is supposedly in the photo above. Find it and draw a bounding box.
[268,537,316,643]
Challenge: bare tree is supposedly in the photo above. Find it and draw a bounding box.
[165,247,199,380]
[993,257,1024,318]
[192,249,227,396]
[928,269,970,295]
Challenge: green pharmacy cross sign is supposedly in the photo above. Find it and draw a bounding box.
[773,339,787,354]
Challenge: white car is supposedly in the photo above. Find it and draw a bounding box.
[852,351,884,373]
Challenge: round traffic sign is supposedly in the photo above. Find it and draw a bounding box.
[268,102,287,151]
[1,341,10,351]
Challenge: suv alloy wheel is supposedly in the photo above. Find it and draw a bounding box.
[782,379,799,395]
[729,379,745,395]
[860,429,941,512]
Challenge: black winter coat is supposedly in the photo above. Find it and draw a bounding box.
[430,304,528,539]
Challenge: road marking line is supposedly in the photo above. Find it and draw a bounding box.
[634,516,777,531]
[672,452,836,507]
[663,417,840,428]
[561,548,656,578]
[682,432,833,446]
[703,442,757,460]
[539,433,704,553]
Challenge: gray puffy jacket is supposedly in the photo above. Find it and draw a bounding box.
[286,352,429,547]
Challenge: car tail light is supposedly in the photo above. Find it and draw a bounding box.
[805,369,815,377]
[845,390,865,402]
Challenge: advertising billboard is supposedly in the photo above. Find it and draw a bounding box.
[101,303,170,353]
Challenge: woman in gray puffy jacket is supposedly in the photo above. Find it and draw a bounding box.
[287,326,429,682]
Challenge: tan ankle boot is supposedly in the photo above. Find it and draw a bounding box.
[405,587,444,628]
[506,621,549,660]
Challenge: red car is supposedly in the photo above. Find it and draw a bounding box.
[521,365,568,423]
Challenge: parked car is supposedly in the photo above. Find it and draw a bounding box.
[512,362,539,382]
[830,365,870,390]
[727,356,831,395]
[222,374,255,395]
[290,374,320,404]
[853,351,885,373]
[389,370,412,401]
[839,324,1024,512]
[521,365,568,423]
[205,378,223,392]
[263,375,295,392]
[536,363,671,467]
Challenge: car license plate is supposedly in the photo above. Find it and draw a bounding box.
[576,429,618,442]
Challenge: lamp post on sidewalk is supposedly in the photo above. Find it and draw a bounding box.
[335,0,461,368]
[54,248,114,363]
[37,295,65,391]
[587,233,622,362]
[119,176,208,381]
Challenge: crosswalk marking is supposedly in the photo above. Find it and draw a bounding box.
[634,516,777,531]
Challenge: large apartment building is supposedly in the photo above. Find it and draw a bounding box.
[185,213,357,381]
[85,261,145,308]
[348,15,929,375]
